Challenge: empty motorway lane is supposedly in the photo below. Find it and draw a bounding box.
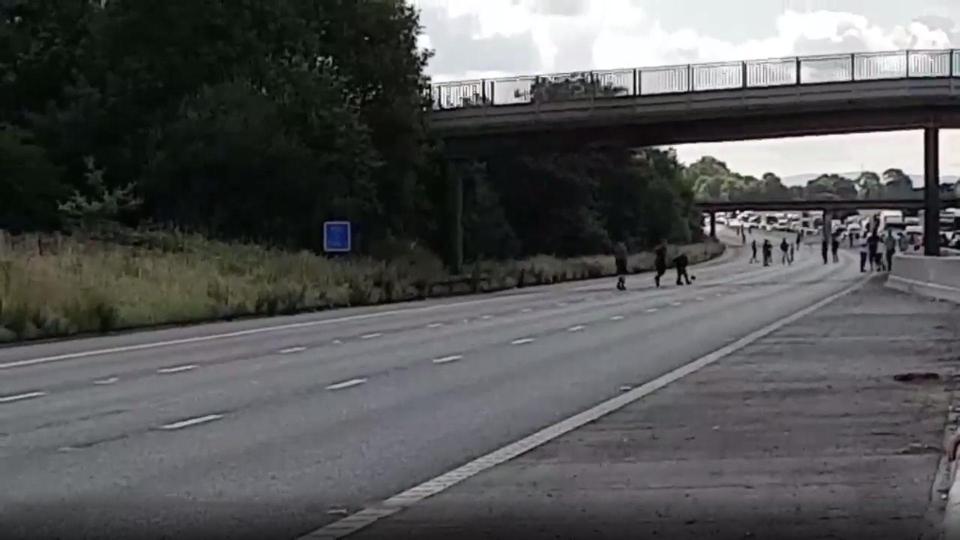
[0,240,862,539]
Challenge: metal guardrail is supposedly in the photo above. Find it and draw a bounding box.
[431,49,960,110]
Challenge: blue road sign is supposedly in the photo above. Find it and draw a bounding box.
[323,221,352,253]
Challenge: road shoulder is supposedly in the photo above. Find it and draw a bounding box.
[344,280,960,539]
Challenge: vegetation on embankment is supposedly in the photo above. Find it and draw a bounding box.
[0,230,722,343]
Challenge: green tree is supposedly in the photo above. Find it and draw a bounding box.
[883,168,916,198]
[855,171,884,199]
[0,124,65,231]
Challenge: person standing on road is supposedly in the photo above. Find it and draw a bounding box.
[788,243,795,265]
[831,234,840,263]
[654,239,668,288]
[674,252,692,286]
[750,239,758,264]
[780,237,790,265]
[867,233,880,272]
[859,236,869,272]
[796,230,804,251]
[821,238,829,265]
[884,230,897,272]
[614,241,628,291]
[762,239,773,267]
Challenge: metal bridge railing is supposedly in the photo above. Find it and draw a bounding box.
[431,49,960,110]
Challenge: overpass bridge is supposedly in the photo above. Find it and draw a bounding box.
[430,49,959,263]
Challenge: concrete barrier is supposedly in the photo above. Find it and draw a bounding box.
[886,254,960,303]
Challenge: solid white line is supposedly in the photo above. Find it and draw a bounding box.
[432,355,463,365]
[0,294,542,371]
[93,377,119,386]
[326,378,368,391]
[157,365,196,374]
[610,315,625,321]
[159,414,224,430]
[427,323,445,329]
[511,338,535,346]
[567,325,586,333]
[0,391,47,404]
[360,333,383,340]
[297,276,870,540]
[280,346,307,354]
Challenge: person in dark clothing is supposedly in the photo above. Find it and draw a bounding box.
[614,242,628,291]
[750,239,758,264]
[821,239,829,265]
[762,239,773,267]
[674,253,692,286]
[780,238,790,265]
[867,234,880,272]
[831,235,840,263]
[654,240,667,288]
[796,230,803,250]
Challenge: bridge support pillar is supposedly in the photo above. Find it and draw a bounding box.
[709,212,716,239]
[446,162,464,274]
[924,127,941,256]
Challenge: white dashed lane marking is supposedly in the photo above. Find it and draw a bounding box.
[427,323,445,329]
[481,315,494,320]
[610,316,625,321]
[280,346,307,354]
[157,365,197,375]
[645,308,659,313]
[432,355,463,365]
[671,302,683,307]
[326,378,368,391]
[567,325,586,333]
[93,377,119,386]
[159,414,224,431]
[696,297,706,301]
[360,333,383,340]
[521,308,533,314]
[0,391,46,404]
[511,338,536,346]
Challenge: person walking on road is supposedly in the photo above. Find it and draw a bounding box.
[831,234,840,263]
[796,230,803,251]
[780,237,790,265]
[762,239,773,267]
[884,230,897,272]
[654,239,667,288]
[788,243,795,265]
[674,252,693,286]
[614,241,628,291]
[750,239,758,264]
[821,238,829,265]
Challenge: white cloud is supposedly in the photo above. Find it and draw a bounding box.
[415,0,960,176]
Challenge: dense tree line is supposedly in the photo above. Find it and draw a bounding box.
[0,1,708,264]
[688,156,953,202]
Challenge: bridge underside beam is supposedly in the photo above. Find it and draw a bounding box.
[440,107,960,158]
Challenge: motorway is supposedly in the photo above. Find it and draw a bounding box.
[0,235,862,539]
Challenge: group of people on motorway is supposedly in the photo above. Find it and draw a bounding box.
[857,229,899,273]
[614,239,692,291]
[749,230,802,267]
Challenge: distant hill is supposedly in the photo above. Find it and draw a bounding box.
[782,173,960,187]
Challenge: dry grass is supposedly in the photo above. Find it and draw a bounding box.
[0,230,723,342]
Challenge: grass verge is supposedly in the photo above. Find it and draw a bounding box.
[0,230,724,343]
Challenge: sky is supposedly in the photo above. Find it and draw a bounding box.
[411,0,960,183]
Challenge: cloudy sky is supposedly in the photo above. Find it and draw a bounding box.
[411,0,960,183]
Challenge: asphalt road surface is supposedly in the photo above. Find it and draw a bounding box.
[0,236,862,539]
